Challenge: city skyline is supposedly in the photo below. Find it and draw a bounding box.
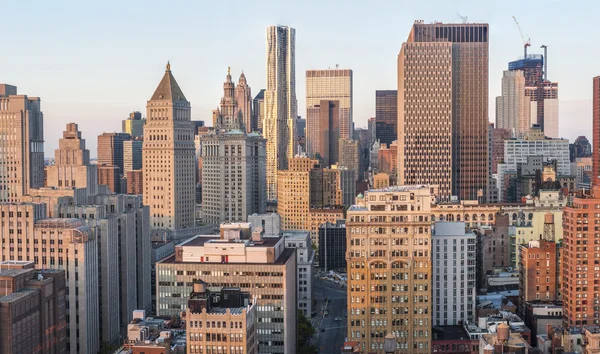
[3,1,597,156]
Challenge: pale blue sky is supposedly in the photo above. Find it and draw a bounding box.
[2,0,597,156]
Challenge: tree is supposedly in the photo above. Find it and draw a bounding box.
[297,311,317,353]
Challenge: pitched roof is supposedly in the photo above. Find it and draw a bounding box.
[150,63,188,102]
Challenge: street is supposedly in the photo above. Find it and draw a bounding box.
[309,276,347,354]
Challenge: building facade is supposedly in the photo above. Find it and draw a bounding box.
[518,239,559,315]
[122,111,145,138]
[397,22,489,201]
[143,63,197,236]
[235,72,253,133]
[0,84,44,202]
[431,222,476,326]
[252,90,265,133]
[264,25,297,201]
[123,139,143,173]
[156,230,296,354]
[306,69,353,141]
[306,99,340,164]
[375,90,397,146]
[496,70,530,137]
[346,185,437,353]
[318,220,346,270]
[97,132,131,172]
[282,230,314,317]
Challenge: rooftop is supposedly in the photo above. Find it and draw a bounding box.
[0,288,37,303]
[160,247,295,266]
[180,235,280,248]
[432,325,471,341]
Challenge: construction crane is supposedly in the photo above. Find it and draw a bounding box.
[457,12,468,23]
[540,45,548,81]
[512,16,531,59]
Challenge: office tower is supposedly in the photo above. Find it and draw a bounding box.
[278,157,319,230]
[97,164,121,194]
[97,132,131,172]
[490,127,511,174]
[509,54,560,138]
[0,261,66,354]
[235,72,253,133]
[370,140,380,171]
[252,89,265,133]
[282,230,314,317]
[123,140,143,173]
[318,220,346,271]
[398,22,489,201]
[496,70,530,136]
[156,229,297,354]
[295,116,306,153]
[46,123,98,197]
[377,141,398,177]
[186,282,258,354]
[431,222,476,326]
[368,117,377,147]
[518,239,558,313]
[339,139,359,176]
[306,69,353,141]
[375,90,398,146]
[0,84,44,202]
[126,169,143,194]
[264,25,297,201]
[143,63,196,235]
[200,70,267,227]
[122,111,145,138]
[306,100,340,164]
[354,127,371,180]
[347,185,436,353]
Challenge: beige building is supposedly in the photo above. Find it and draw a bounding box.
[156,228,297,354]
[0,261,67,354]
[346,185,437,353]
[306,69,353,141]
[143,63,197,238]
[264,25,297,201]
[398,22,489,201]
[373,173,390,189]
[496,70,530,137]
[0,84,45,202]
[186,282,258,354]
[235,72,254,133]
[339,139,359,180]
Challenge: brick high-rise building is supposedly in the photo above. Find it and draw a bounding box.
[346,185,437,353]
[375,90,397,146]
[0,84,44,202]
[143,63,197,237]
[306,69,353,141]
[126,169,143,195]
[594,76,600,183]
[97,164,121,194]
[397,22,489,201]
[306,100,340,165]
[518,239,558,315]
[490,126,511,174]
[0,261,67,354]
[264,25,297,201]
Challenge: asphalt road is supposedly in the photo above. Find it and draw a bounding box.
[310,277,347,354]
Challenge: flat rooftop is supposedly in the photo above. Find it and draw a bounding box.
[0,288,37,303]
[181,236,281,248]
[160,247,295,266]
[433,326,471,341]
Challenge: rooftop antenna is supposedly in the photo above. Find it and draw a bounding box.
[457,12,468,23]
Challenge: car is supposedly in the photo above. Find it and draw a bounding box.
[334,317,342,321]
[311,311,317,317]
[320,328,326,332]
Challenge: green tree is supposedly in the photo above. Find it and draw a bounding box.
[297,311,317,353]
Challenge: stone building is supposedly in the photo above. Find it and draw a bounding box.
[235,72,253,133]
[282,230,314,317]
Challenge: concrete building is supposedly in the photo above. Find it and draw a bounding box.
[354,127,371,180]
[374,90,397,146]
[398,22,489,201]
[306,69,353,142]
[252,89,265,133]
[200,70,267,227]
[346,185,437,353]
[373,173,390,189]
[306,99,340,164]
[282,230,314,317]
[264,25,297,201]
[339,139,359,178]
[0,261,66,354]
[476,214,511,289]
[156,228,297,354]
[0,84,45,202]
[248,213,281,237]
[432,222,476,326]
[490,127,512,174]
[123,139,143,173]
[186,283,258,354]
[235,72,253,133]
[122,111,145,138]
[97,132,131,172]
[143,63,197,238]
[370,139,380,171]
[151,241,175,311]
[496,70,530,137]
[318,220,346,271]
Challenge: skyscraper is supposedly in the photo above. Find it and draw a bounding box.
[123,139,143,172]
[0,84,44,203]
[143,63,196,235]
[346,185,436,353]
[235,72,253,133]
[397,22,489,201]
[306,69,353,141]
[122,111,145,138]
[375,90,397,146]
[97,132,131,172]
[252,89,265,133]
[496,70,530,136]
[264,25,297,201]
[306,100,340,165]
[200,70,267,227]
[594,76,600,183]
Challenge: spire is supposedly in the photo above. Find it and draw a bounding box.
[150,63,187,101]
[238,71,247,84]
